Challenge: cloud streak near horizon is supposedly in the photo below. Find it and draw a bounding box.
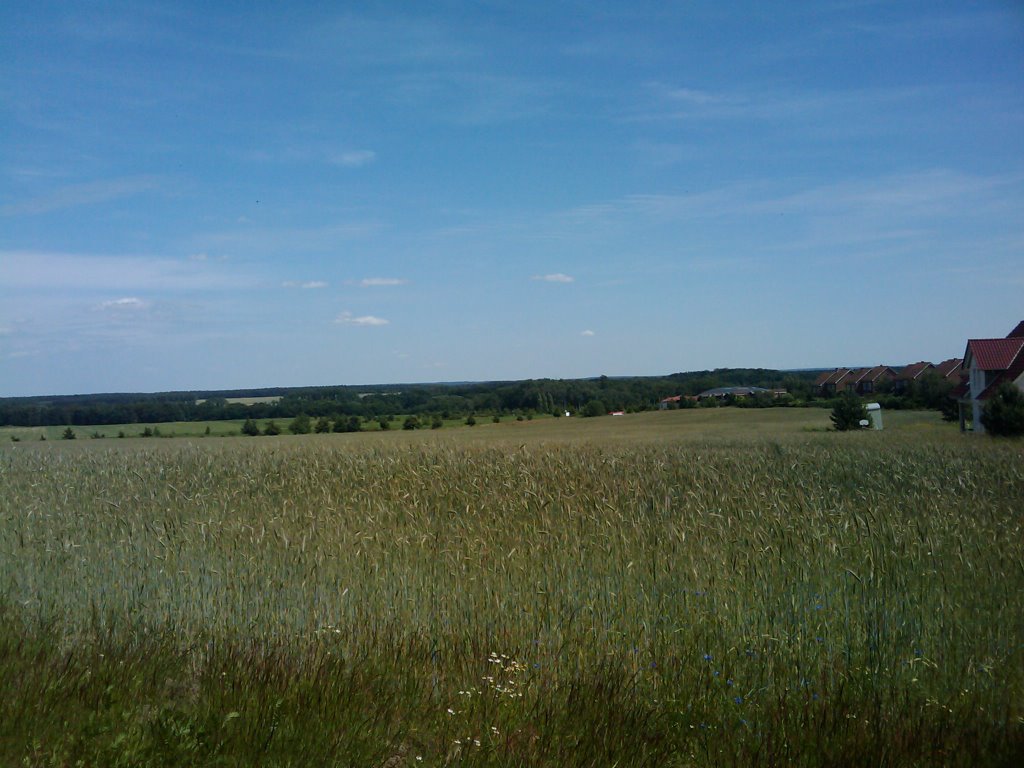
[532,273,574,283]
[335,311,389,327]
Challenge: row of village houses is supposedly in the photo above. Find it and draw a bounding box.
[659,361,965,409]
[816,320,1024,434]
[657,321,1024,434]
[813,359,964,397]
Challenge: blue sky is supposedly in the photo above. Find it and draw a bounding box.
[2,1,1022,396]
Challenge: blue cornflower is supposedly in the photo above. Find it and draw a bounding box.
[703,653,713,661]
[734,696,744,705]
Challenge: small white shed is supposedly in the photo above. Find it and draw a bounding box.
[865,402,883,430]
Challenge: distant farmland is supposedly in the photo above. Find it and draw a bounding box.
[194,395,282,406]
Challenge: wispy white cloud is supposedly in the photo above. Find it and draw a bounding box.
[748,169,1024,218]
[335,311,389,326]
[553,169,1024,233]
[283,280,328,289]
[98,297,149,311]
[358,277,407,287]
[388,70,559,125]
[633,82,929,125]
[241,146,377,169]
[660,86,725,106]
[845,9,1018,42]
[281,10,559,131]
[580,329,595,337]
[1,176,161,216]
[532,273,574,283]
[330,150,377,168]
[304,14,477,67]
[1,251,251,292]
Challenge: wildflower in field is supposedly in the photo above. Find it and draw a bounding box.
[703,653,713,661]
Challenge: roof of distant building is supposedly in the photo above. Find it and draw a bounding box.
[896,361,933,381]
[961,321,1024,401]
[697,386,771,398]
[816,369,851,387]
[847,365,893,384]
[966,338,1024,371]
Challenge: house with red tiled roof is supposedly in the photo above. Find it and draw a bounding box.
[957,322,1024,433]
[844,365,897,395]
[815,368,853,396]
[657,394,698,410]
[893,361,934,394]
[934,358,964,382]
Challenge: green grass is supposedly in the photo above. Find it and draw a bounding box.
[0,410,1020,766]
[0,407,954,444]
[1,415,407,441]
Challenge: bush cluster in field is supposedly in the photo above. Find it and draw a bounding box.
[1,436,1022,766]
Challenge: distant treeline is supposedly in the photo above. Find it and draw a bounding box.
[0,369,831,427]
